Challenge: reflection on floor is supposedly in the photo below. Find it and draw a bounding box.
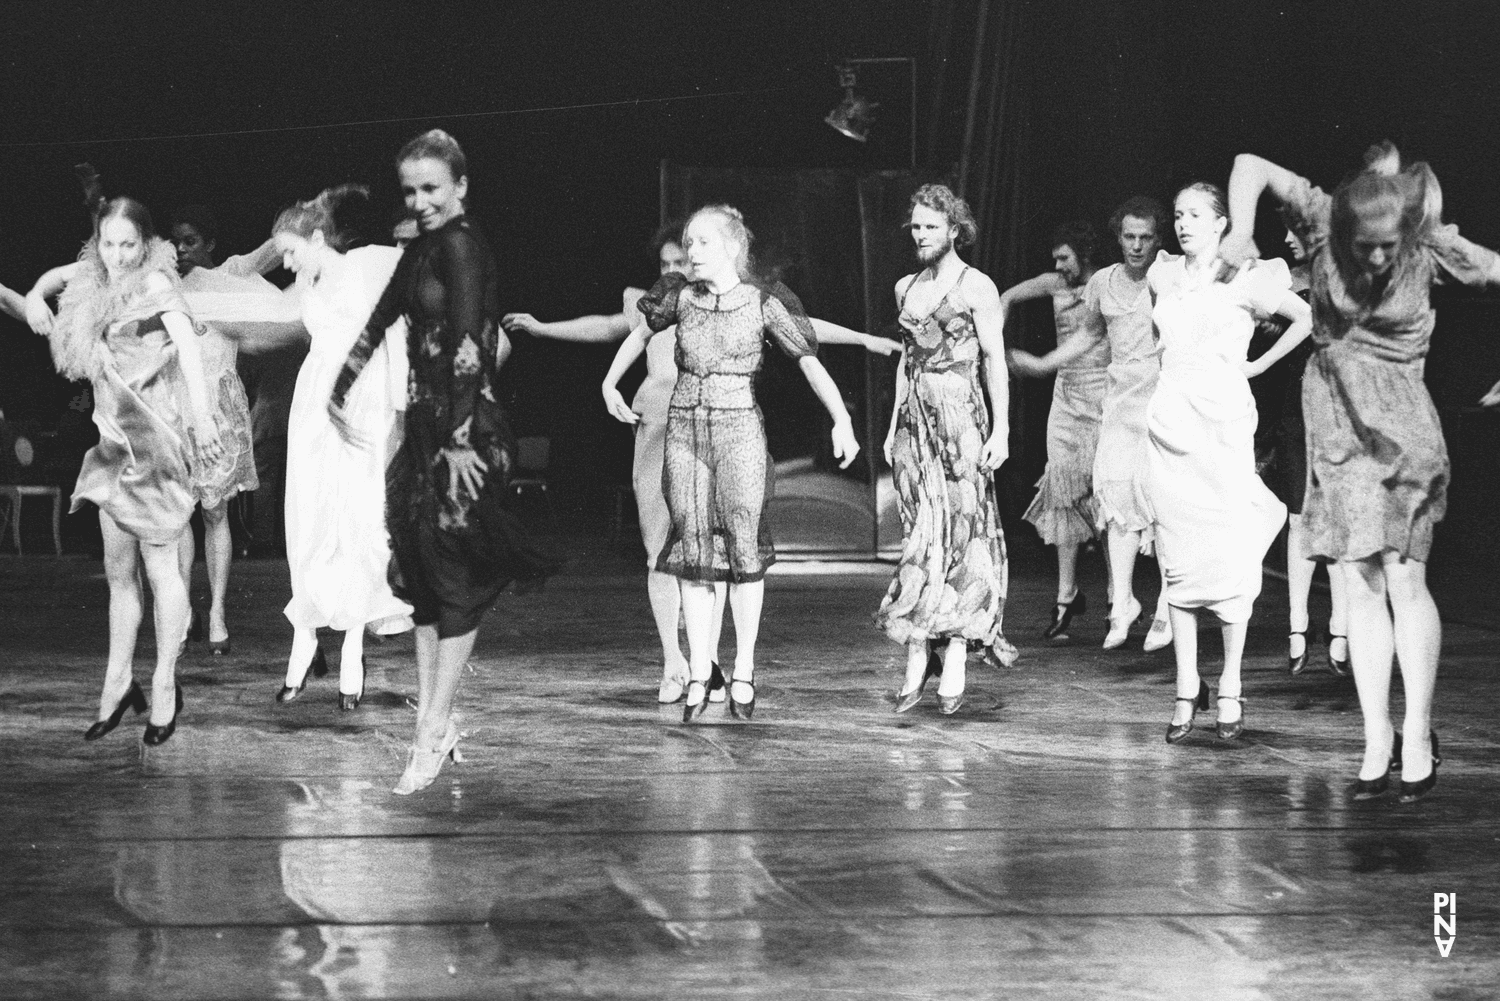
[1,543,1496,999]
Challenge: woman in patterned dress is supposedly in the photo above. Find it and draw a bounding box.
[877,184,1013,715]
[25,198,223,745]
[1228,146,1500,799]
[1001,222,1108,640]
[633,204,860,722]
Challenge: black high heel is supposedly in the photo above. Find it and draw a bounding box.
[1397,732,1442,802]
[276,646,328,703]
[895,646,943,713]
[1165,679,1210,744]
[682,679,711,722]
[1215,694,1245,741]
[84,680,147,741]
[1388,731,1441,771]
[1351,771,1391,800]
[1327,633,1350,677]
[1043,592,1086,640]
[1287,630,1308,675]
[143,685,183,746]
[729,675,757,720]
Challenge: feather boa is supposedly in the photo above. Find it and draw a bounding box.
[50,238,183,381]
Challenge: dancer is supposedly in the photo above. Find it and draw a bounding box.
[1001,222,1108,640]
[1011,198,1175,650]
[585,223,898,702]
[330,129,561,793]
[24,197,221,745]
[1227,146,1500,799]
[170,205,277,653]
[1257,226,1350,677]
[1150,182,1309,745]
[876,184,1013,714]
[626,204,859,722]
[273,186,414,710]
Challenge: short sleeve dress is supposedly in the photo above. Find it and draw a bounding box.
[1146,252,1289,622]
[636,273,817,583]
[1279,173,1500,562]
[1087,264,1161,536]
[1022,282,1109,545]
[333,217,562,637]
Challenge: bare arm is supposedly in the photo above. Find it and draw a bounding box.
[1225,153,1308,263]
[1243,292,1312,378]
[809,317,901,356]
[969,272,1009,470]
[601,321,651,424]
[503,311,632,343]
[884,345,909,466]
[219,237,282,278]
[798,355,860,468]
[0,283,24,322]
[998,272,1065,317]
[24,262,84,335]
[1008,323,1103,376]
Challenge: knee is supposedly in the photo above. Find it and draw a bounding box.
[202,503,227,526]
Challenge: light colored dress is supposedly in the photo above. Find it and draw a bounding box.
[283,246,412,634]
[1146,251,1289,622]
[1279,173,1500,562]
[1087,264,1160,536]
[624,286,679,568]
[1022,282,1109,545]
[876,271,1014,662]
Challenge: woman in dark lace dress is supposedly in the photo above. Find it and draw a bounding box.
[331,129,561,794]
[636,205,860,722]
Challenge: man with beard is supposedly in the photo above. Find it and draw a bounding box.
[876,184,1014,716]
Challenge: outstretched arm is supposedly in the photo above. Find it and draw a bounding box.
[601,321,652,424]
[24,263,84,335]
[798,356,860,469]
[970,273,1009,470]
[1242,292,1312,378]
[503,311,633,343]
[1008,322,1103,377]
[0,283,24,322]
[218,237,282,278]
[809,317,901,356]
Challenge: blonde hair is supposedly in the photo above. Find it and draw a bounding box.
[688,204,753,276]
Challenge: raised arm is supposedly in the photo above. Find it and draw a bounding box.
[218,237,282,278]
[24,262,84,335]
[1225,153,1312,263]
[503,310,632,343]
[0,283,24,323]
[601,321,652,424]
[809,317,901,356]
[969,271,1009,470]
[998,272,1065,317]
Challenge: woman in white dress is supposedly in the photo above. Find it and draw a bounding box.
[271,186,412,710]
[1149,183,1310,744]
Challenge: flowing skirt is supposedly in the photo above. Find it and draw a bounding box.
[1092,357,1157,537]
[1024,366,1107,545]
[190,328,258,509]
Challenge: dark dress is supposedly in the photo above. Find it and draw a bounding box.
[333,216,560,637]
[636,272,818,583]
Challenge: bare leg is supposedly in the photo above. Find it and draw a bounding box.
[414,624,440,712]
[1168,605,1200,726]
[98,512,144,719]
[1106,527,1141,620]
[936,636,966,698]
[202,501,232,643]
[1345,558,1396,781]
[412,627,478,751]
[339,627,366,697]
[1056,542,1081,604]
[727,581,763,700]
[139,537,189,726]
[646,569,688,686]
[1216,620,1248,725]
[1286,514,1314,660]
[1384,556,1441,782]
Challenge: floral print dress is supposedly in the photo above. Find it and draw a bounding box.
[876,269,1015,662]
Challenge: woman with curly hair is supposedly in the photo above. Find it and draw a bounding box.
[1001,221,1108,641]
[25,197,222,745]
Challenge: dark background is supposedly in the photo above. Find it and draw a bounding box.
[3,1,1499,548]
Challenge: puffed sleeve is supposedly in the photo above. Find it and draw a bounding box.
[1426,223,1500,287]
[758,281,818,359]
[1238,257,1293,317]
[1145,250,1176,302]
[1277,172,1332,253]
[637,272,689,333]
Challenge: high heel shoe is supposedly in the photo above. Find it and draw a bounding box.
[207,635,231,657]
[1398,734,1440,803]
[1287,630,1308,675]
[1351,771,1391,800]
[895,646,943,713]
[937,691,965,715]
[1389,731,1441,772]
[275,646,328,703]
[1043,592,1086,640]
[338,661,367,712]
[1102,597,1142,650]
[84,680,147,741]
[682,679,711,722]
[1165,679,1210,744]
[143,685,184,746]
[1215,694,1245,741]
[657,666,689,704]
[1142,614,1173,652]
[1327,633,1350,677]
[392,721,463,796]
[729,675,757,720]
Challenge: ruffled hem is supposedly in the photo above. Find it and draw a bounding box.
[1093,478,1153,541]
[876,612,1014,662]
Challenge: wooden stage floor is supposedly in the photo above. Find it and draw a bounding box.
[1,540,1496,1000]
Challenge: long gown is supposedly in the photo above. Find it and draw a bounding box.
[876,272,1013,660]
[1086,264,1160,536]
[283,247,412,634]
[1145,252,1289,622]
[1022,282,1109,545]
[334,217,561,638]
[1278,173,1500,562]
[623,286,678,567]
[636,272,817,583]
[52,243,198,544]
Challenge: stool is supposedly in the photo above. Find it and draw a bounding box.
[0,485,63,555]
